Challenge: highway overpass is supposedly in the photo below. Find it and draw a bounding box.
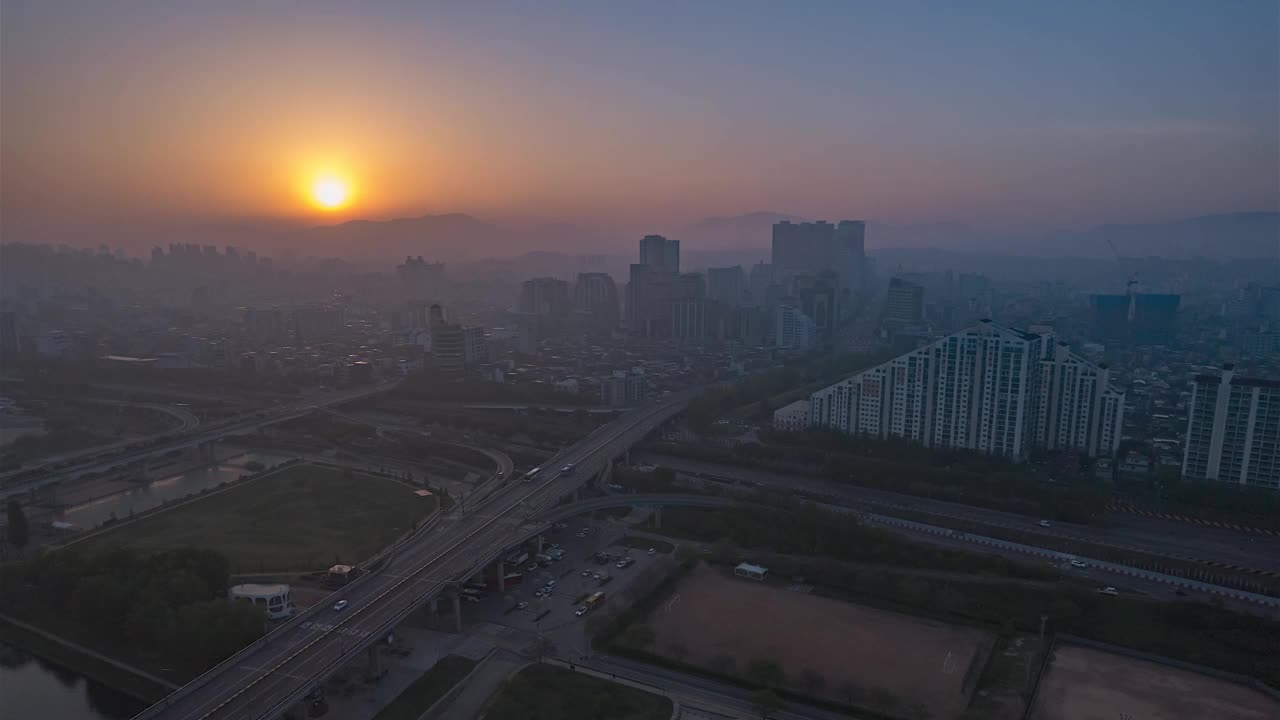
[133,390,695,720]
[0,381,399,501]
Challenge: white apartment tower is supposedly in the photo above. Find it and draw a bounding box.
[806,320,1123,459]
[1182,366,1280,490]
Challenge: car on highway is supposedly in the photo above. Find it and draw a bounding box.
[332,600,349,612]
[1098,586,1119,596]
[1038,520,1052,527]
[1070,560,1088,568]
[575,606,588,617]
[581,569,592,577]
[576,531,587,538]
[561,463,575,473]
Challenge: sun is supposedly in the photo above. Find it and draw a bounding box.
[311,176,350,210]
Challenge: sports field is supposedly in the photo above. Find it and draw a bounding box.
[79,463,435,572]
[1032,644,1279,720]
[645,565,992,719]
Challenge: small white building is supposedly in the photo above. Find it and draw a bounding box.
[734,563,768,581]
[772,399,811,432]
[229,583,294,620]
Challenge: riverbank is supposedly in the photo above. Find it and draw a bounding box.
[0,614,171,705]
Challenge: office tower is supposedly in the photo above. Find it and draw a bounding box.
[707,266,745,307]
[397,256,446,302]
[517,277,571,317]
[1183,366,1280,490]
[775,304,816,352]
[1090,293,1180,346]
[884,277,925,325]
[573,272,620,328]
[639,235,680,272]
[806,321,1123,459]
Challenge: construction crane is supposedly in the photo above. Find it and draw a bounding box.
[1104,238,1139,319]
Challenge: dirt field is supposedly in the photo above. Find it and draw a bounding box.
[1032,645,1279,720]
[645,565,993,719]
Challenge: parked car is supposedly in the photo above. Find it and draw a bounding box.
[1098,586,1119,596]
[1070,560,1087,568]
[1039,520,1052,528]
[647,548,656,556]
[581,569,592,577]
[517,601,529,610]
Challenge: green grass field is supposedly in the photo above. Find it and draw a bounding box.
[81,464,436,572]
[484,664,671,720]
[372,655,477,720]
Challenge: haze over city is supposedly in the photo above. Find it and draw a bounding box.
[2,4,1279,720]
[3,1,1277,257]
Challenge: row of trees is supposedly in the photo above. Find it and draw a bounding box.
[0,545,266,674]
[652,432,1109,524]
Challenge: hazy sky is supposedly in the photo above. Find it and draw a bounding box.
[2,1,1277,246]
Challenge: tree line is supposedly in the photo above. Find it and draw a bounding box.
[0,545,266,676]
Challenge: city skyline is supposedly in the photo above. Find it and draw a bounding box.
[3,1,1277,255]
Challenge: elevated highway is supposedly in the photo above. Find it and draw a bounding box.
[134,390,695,720]
[0,381,398,501]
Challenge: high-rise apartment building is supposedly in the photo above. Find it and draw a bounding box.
[292,306,345,344]
[884,277,925,326]
[397,256,446,302]
[707,266,745,307]
[1183,366,1280,490]
[518,277,571,317]
[628,236,682,337]
[806,321,1123,459]
[775,304,816,352]
[573,272,620,329]
[638,235,680,272]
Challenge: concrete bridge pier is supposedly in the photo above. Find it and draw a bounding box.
[367,645,383,677]
[429,597,439,615]
[497,561,506,592]
[451,592,463,632]
[653,507,662,529]
[537,535,544,553]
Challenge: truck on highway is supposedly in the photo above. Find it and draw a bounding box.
[524,467,541,482]
[585,591,606,610]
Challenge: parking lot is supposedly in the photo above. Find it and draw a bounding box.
[454,514,670,649]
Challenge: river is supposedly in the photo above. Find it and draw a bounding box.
[0,641,145,720]
[55,451,294,530]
